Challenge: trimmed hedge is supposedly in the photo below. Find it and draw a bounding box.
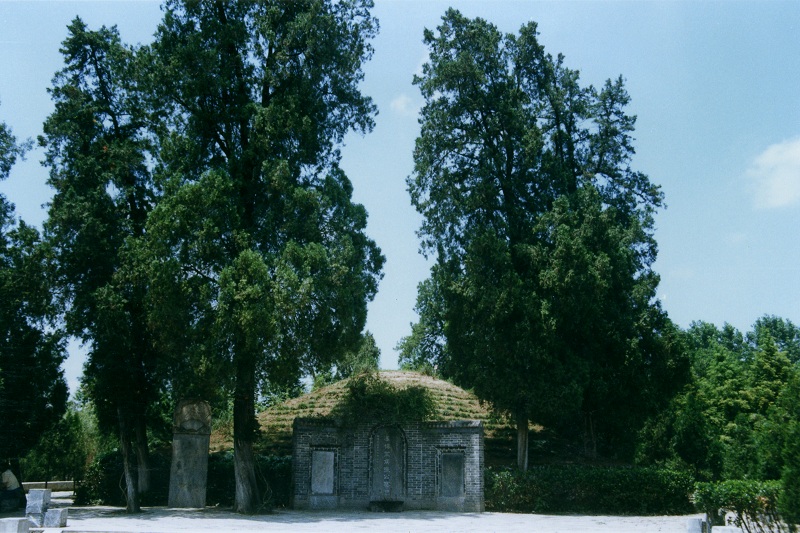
[75,449,291,510]
[485,465,695,515]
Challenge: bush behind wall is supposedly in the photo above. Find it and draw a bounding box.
[75,450,291,509]
[486,465,695,515]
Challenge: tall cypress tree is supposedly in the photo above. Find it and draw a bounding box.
[41,19,158,512]
[405,10,682,468]
[144,0,383,513]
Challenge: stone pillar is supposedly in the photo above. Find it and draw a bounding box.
[168,400,211,508]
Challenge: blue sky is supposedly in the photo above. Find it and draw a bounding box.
[1,1,799,394]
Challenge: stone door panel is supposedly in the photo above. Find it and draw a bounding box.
[370,426,405,502]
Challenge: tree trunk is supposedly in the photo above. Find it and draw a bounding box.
[516,413,529,471]
[233,358,260,514]
[134,415,150,495]
[233,433,259,514]
[118,408,140,513]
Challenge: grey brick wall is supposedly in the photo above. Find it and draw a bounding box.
[292,418,484,512]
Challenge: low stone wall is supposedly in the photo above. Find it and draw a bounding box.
[21,481,73,492]
[293,419,484,512]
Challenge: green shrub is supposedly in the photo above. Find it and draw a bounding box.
[694,480,792,533]
[332,371,435,424]
[74,450,125,506]
[75,449,291,510]
[779,422,800,529]
[21,408,93,483]
[485,465,694,515]
[73,449,170,507]
[207,452,292,509]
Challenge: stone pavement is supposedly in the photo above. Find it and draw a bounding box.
[0,492,712,533]
[47,506,708,533]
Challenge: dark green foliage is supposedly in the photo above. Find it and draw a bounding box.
[74,450,169,507]
[143,0,383,513]
[0,113,31,179]
[75,450,292,510]
[637,319,800,485]
[21,406,92,482]
[485,465,694,515]
[207,452,292,510]
[73,451,120,506]
[779,419,800,527]
[335,331,381,380]
[42,19,160,421]
[694,480,791,532]
[0,112,68,462]
[332,372,435,425]
[312,331,381,390]
[404,9,684,467]
[40,17,163,511]
[636,382,724,481]
[749,316,800,364]
[636,319,800,532]
[397,277,447,374]
[41,0,384,514]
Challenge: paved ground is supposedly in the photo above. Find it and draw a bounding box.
[50,506,708,533]
[0,492,713,533]
[1,500,711,533]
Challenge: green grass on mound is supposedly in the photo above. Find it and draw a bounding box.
[211,370,521,464]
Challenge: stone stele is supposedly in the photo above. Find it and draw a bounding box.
[168,399,212,508]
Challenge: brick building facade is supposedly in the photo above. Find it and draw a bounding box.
[292,418,484,512]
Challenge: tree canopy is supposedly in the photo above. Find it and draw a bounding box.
[0,111,68,462]
[141,0,383,513]
[40,18,162,511]
[403,9,685,468]
[638,318,800,483]
[37,0,383,514]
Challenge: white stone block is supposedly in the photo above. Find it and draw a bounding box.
[24,502,44,515]
[711,527,741,533]
[688,518,704,533]
[43,508,68,527]
[24,489,50,516]
[25,489,50,506]
[0,518,30,533]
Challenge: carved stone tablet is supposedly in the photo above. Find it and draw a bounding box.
[441,453,465,497]
[173,399,211,435]
[169,400,211,508]
[311,450,335,495]
[370,426,405,502]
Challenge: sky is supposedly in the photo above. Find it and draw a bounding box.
[1,1,799,395]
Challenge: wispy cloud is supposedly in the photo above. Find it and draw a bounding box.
[390,94,418,118]
[748,137,800,209]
